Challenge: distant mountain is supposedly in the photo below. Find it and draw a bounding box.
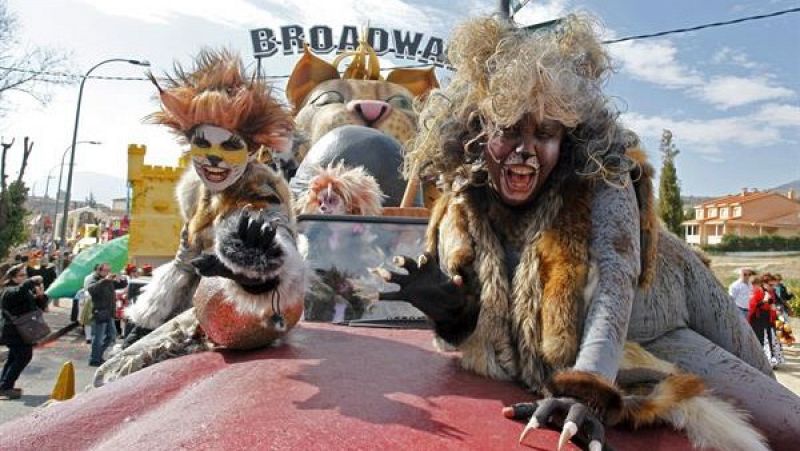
[682,195,714,208]
[772,178,800,193]
[52,171,127,206]
[681,179,799,207]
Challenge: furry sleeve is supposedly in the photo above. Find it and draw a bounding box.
[573,178,640,381]
[126,225,202,329]
[214,211,307,319]
[428,194,480,345]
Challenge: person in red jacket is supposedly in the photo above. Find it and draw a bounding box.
[749,273,784,368]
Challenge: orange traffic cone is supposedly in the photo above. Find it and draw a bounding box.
[50,361,75,401]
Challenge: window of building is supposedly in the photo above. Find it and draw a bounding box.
[733,206,742,217]
[708,207,718,217]
[721,208,729,218]
[696,209,704,219]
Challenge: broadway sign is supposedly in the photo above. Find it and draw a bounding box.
[250,25,452,69]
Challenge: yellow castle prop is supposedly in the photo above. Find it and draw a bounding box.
[127,144,188,266]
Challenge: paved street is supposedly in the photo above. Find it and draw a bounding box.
[0,302,104,426]
[2,303,800,427]
[774,317,800,394]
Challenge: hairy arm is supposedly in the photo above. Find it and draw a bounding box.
[572,178,640,381]
[125,225,202,330]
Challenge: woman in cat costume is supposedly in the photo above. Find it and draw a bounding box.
[379,14,800,451]
[96,49,306,385]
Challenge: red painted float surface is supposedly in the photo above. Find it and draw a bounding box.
[0,323,693,450]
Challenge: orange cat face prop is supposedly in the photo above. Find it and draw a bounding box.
[286,46,438,162]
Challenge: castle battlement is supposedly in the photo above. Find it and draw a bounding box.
[126,144,187,265]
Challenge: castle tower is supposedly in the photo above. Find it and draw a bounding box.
[126,144,187,266]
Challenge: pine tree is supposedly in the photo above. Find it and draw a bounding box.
[658,129,684,236]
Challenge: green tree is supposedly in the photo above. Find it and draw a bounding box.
[0,180,28,259]
[0,136,33,259]
[658,129,684,236]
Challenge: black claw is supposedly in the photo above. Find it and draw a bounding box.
[248,218,264,245]
[238,213,250,239]
[260,222,277,250]
[533,398,564,427]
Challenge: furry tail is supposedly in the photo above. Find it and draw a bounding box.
[125,260,200,329]
[620,372,767,451]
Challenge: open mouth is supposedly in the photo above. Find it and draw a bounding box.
[201,165,231,183]
[502,164,538,195]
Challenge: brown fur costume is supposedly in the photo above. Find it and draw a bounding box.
[412,15,781,450]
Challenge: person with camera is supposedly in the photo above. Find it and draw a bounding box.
[0,264,49,400]
[84,263,127,367]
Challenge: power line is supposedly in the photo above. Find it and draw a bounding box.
[602,6,800,44]
[0,62,436,81]
[0,6,798,81]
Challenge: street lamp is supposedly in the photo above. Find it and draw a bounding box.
[58,58,150,266]
[52,140,101,236]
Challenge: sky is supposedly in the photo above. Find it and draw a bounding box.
[1,0,798,204]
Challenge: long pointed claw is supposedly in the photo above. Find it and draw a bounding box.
[519,416,539,444]
[557,421,578,451]
[589,440,602,451]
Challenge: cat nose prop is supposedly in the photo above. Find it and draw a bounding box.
[347,100,393,127]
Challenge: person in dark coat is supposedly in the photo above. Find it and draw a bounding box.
[84,263,127,366]
[0,264,48,400]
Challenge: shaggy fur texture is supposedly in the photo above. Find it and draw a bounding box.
[415,13,790,450]
[147,48,292,153]
[126,49,302,333]
[295,162,385,216]
[617,343,768,451]
[125,256,199,330]
[215,216,296,283]
[548,370,623,422]
[407,15,636,192]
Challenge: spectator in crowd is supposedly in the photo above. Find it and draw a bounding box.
[38,255,58,291]
[0,265,48,400]
[774,274,795,316]
[84,263,127,366]
[748,273,785,368]
[729,267,756,320]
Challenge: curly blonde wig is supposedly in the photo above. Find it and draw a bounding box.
[408,14,637,190]
[147,48,293,153]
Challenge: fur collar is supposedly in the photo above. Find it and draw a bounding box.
[440,166,594,390]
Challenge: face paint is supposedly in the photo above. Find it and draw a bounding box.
[318,184,345,215]
[484,116,564,207]
[188,124,250,192]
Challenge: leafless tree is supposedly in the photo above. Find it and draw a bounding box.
[0,135,13,192]
[0,0,72,114]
